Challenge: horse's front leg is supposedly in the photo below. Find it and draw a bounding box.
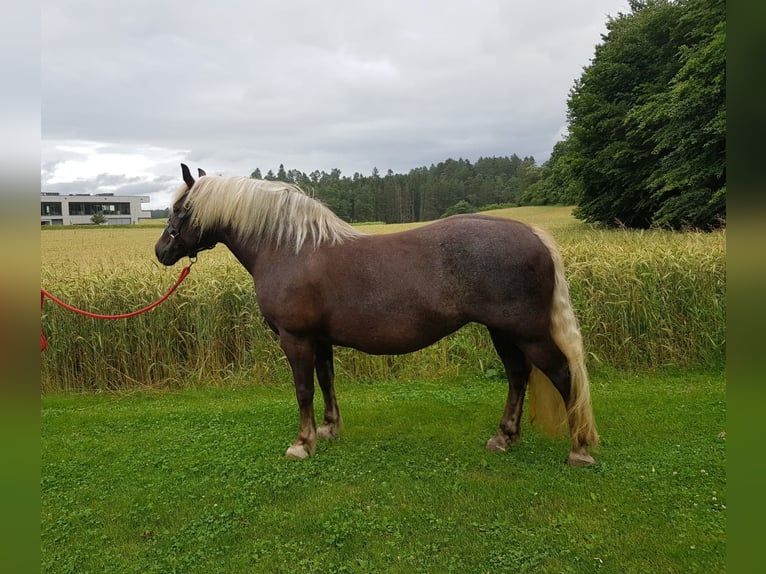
[315,342,342,439]
[280,333,318,460]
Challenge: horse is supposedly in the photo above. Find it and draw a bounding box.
[155,164,599,465]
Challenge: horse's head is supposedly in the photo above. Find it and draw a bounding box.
[155,164,218,265]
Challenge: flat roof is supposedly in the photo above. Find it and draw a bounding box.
[40,194,150,201]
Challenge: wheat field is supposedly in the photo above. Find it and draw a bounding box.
[41,208,725,391]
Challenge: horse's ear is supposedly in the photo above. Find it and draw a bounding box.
[198,168,207,177]
[181,163,195,189]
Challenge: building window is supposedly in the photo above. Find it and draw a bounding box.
[68,202,131,216]
[41,202,63,216]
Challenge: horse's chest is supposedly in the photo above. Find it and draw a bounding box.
[256,284,323,332]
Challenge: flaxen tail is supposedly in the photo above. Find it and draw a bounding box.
[527,226,599,448]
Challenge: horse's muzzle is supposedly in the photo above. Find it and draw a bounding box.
[155,234,184,266]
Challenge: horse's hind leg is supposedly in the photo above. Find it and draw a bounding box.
[486,330,531,452]
[521,338,596,466]
[316,342,342,439]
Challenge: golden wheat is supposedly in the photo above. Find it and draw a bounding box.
[41,210,725,391]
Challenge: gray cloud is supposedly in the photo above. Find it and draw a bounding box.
[42,0,628,208]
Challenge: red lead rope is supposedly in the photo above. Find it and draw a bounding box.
[40,264,193,351]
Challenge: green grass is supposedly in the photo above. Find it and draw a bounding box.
[41,369,726,573]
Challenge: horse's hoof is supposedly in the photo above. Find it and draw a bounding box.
[285,444,311,460]
[568,451,596,466]
[317,424,339,440]
[485,435,508,453]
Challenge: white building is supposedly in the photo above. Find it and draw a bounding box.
[41,193,151,225]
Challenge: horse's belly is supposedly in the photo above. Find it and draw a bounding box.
[328,315,463,356]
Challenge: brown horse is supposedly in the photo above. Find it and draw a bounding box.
[155,164,598,465]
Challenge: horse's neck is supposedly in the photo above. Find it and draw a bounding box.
[216,228,258,273]
[218,229,294,279]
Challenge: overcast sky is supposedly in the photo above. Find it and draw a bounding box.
[42,0,628,210]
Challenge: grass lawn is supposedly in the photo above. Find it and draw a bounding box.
[41,369,725,573]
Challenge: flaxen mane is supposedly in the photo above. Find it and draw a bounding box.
[175,176,364,252]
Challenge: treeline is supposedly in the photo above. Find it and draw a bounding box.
[250,155,545,224]
[531,0,725,229]
[248,0,724,230]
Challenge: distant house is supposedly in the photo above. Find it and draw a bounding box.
[40,193,150,225]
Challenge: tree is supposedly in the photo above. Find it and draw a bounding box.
[440,200,475,218]
[150,208,169,219]
[521,138,584,205]
[564,0,725,229]
[247,157,544,224]
[90,212,106,225]
[631,0,726,228]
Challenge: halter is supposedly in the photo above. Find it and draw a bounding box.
[165,207,215,258]
[166,208,191,240]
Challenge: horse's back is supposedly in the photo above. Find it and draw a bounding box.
[308,214,556,353]
[332,214,554,305]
